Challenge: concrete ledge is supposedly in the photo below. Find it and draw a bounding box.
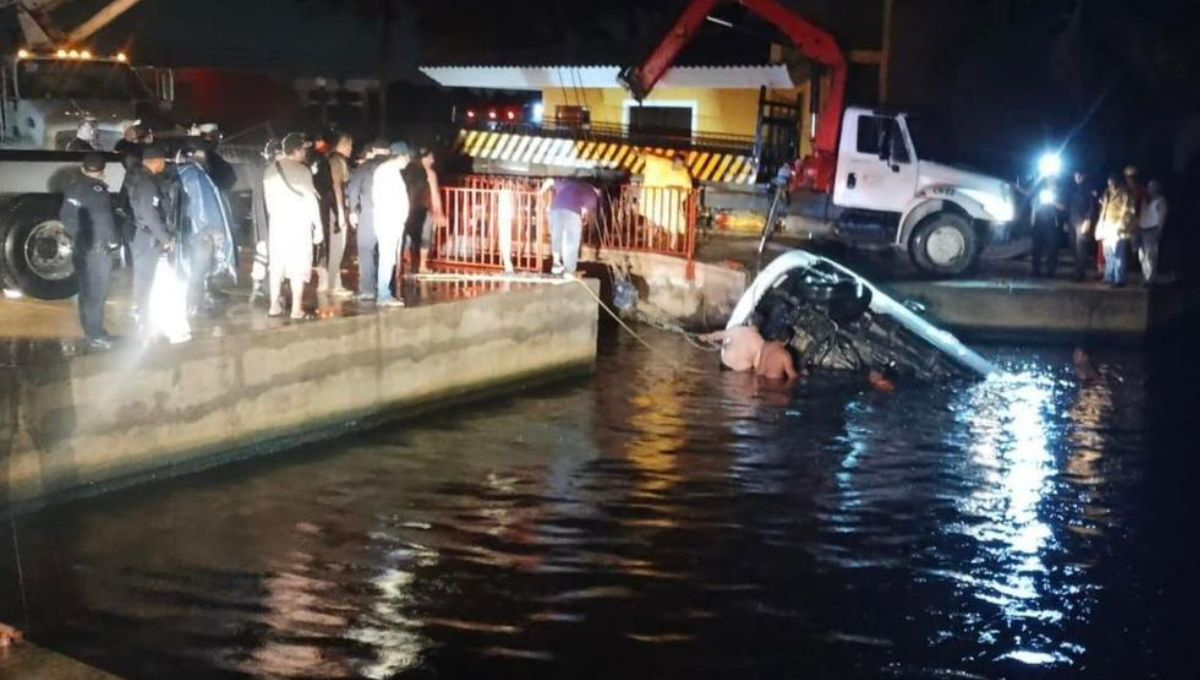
[583,247,747,328]
[886,277,1200,343]
[0,282,598,509]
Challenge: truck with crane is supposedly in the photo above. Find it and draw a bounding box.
[618,0,1016,276]
[450,0,1018,276]
[0,0,176,299]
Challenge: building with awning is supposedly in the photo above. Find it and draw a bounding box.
[420,61,816,185]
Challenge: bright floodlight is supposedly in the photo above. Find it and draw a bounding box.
[1037,151,1062,178]
[1038,187,1057,206]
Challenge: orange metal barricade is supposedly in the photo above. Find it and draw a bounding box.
[433,178,700,279]
[432,185,549,272]
[594,184,700,280]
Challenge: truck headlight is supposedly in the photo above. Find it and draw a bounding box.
[1037,151,1063,179]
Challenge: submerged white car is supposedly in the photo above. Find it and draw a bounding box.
[728,251,995,380]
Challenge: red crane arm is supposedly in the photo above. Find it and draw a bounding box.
[618,0,848,155]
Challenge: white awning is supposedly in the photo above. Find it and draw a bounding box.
[419,64,794,90]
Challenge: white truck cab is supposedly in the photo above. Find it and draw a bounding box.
[0,49,174,299]
[829,107,1016,275]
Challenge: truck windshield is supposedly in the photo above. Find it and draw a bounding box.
[904,116,957,164]
[16,59,143,100]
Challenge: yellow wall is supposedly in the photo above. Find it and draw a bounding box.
[542,86,805,140]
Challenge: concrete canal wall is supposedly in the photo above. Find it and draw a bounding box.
[583,247,748,328]
[887,278,1200,342]
[0,282,598,509]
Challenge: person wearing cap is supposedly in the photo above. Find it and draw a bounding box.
[370,141,413,306]
[123,144,176,325]
[61,153,121,350]
[263,133,323,319]
[346,138,391,301]
[177,142,239,315]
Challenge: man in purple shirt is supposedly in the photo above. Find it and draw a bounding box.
[540,178,600,276]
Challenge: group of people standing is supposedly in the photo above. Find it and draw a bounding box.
[251,132,447,316]
[61,124,239,351]
[1033,165,1168,287]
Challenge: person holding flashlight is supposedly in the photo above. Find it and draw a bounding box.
[1066,171,1099,282]
[1031,177,1064,278]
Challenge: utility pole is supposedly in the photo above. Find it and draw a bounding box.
[880,0,893,103]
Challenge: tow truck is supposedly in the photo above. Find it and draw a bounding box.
[620,0,1017,276]
[0,0,174,299]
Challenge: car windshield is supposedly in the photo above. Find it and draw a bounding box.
[16,59,145,100]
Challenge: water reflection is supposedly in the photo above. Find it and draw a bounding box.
[0,337,1180,678]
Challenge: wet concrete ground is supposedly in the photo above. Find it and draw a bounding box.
[0,268,549,368]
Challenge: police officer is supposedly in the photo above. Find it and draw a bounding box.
[61,153,120,350]
[122,144,175,327]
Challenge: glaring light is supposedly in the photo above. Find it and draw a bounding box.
[1037,151,1062,179]
[115,52,127,62]
[56,49,67,58]
[466,110,476,120]
[67,49,79,58]
[488,109,497,120]
[1038,187,1057,206]
[505,109,516,121]
[80,50,92,59]
[531,102,544,123]
[16,49,29,59]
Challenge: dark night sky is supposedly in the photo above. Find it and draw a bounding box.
[6,0,1199,180]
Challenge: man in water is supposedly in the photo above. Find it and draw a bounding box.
[701,324,800,380]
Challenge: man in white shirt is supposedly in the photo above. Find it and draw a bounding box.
[263,133,324,319]
[371,141,412,306]
[1138,179,1167,285]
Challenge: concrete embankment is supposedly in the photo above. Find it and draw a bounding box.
[887,277,1200,343]
[0,281,598,510]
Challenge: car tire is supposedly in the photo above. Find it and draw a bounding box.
[909,211,979,277]
[0,195,77,300]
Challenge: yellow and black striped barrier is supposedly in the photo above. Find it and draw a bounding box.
[456,129,760,186]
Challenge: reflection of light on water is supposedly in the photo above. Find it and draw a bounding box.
[348,567,428,679]
[956,371,1064,665]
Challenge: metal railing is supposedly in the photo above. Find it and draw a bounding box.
[593,184,699,280]
[432,178,701,280]
[432,185,549,272]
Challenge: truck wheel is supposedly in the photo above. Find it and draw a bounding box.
[909,211,979,277]
[0,195,77,300]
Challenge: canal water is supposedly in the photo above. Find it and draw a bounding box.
[0,331,1196,679]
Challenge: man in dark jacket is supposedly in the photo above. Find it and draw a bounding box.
[1066,171,1099,282]
[346,138,391,300]
[122,145,175,326]
[61,153,121,350]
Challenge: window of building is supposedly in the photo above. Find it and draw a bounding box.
[555,105,591,128]
[628,105,693,138]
